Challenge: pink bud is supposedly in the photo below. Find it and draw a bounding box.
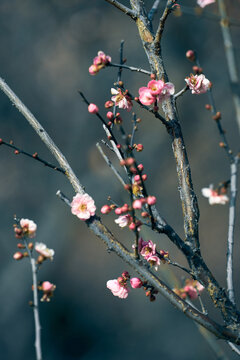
[142,174,147,181]
[141,211,149,218]
[136,144,143,152]
[121,204,129,213]
[101,205,111,214]
[115,207,122,215]
[89,64,99,75]
[129,222,136,230]
[42,281,55,292]
[130,277,143,289]
[88,103,99,114]
[147,196,156,205]
[125,158,135,166]
[137,164,144,172]
[133,200,142,210]
[134,175,140,182]
[122,271,130,279]
[106,111,114,120]
[13,251,24,260]
[105,100,114,108]
[186,50,195,62]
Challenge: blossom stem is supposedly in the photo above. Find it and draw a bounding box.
[0,138,65,174]
[109,62,151,76]
[23,239,42,360]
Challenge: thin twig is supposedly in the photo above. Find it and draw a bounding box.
[154,0,174,45]
[109,62,151,75]
[23,239,42,360]
[228,342,240,356]
[174,85,189,99]
[96,142,126,187]
[217,0,240,134]
[148,0,160,23]
[104,0,137,20]
[226,157,239,305]
[0,77,85,195]
[0,139,65,174]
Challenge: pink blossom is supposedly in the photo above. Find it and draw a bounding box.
[35,242,55,260]
[71,193,96,220]
[138,87,156,105]
[184,285,198,299]
[88,103,99,114]
[147,196,156,205]
[185,74,211,94]
[115,214,131,228]
[101,205,111,214]
[138,80,175,106]
[130,277,142,288]
[106,279,129,299]
[42,281,55,292]
[147,254,161,270]
[111,88,133,111]
[133,199,142,210]
[20,218,37,238]
[197,0,215,8]
[201,186,229,205]
[93,51,111,66]
[140,240,156,259]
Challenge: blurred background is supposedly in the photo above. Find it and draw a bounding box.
[0,0,240,359]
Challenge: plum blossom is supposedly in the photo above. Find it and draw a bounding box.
[139,80,175,106]
[89,51,111,75]
[114,214,131,228]
[137,238,161,270]
[174,279,204,300]
[106,279,129,299]
[19,218,37,238]
[35,242,55,260]
[111,88,133,111]
[201,186,229,205]
[71,193,96,220]
[146,255,161,270]
[185,74,211,94]
[41,281,56,302]
[197,0,215,8]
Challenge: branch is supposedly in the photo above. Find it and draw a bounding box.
[108,62,151,75]
[104,0,137,20]
[226,157,239,305]
[0,138,65,174]
[174,85,189,99]
[0,77,85,195]
[217,0,240,134]
[148,0,160,22]
[154,0,174,46]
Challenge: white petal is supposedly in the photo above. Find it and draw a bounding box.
[111,88,118,95]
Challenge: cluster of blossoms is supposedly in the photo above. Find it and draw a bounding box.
[173,279,204,300]
[185,74,211,95]
[89,51,111,75]
[138,79,175,106]
[197,0,215,8]
[13,218,56,302]
[71,193,96,220]
[107,271,159,301]
[201,185,229,205]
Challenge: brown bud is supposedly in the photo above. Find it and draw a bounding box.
[118,81,123,87]
[32,152,38,158]
[17,243,25,249]
[219,142,226,148]
[150,73,156,80]
[14,150,20,155]
[150,294,156,302]
[136,118,141,123]
[205,104,211,110]
[28,242,34,250]
[212,111,221,121]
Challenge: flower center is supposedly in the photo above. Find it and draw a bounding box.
[78,203,87,212]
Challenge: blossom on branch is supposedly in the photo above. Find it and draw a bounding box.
[35,242,55,260]
[106,279,129,299]
[111,88,133,111]
[201,186,229,205]
[114,214,131,228]
[185,74,211,94]
[197,0,215,8]
[89,50,111,75]
[18,218,37,238]
[138,80,174,106]
[71,193,96,220]
[40,281,56,302]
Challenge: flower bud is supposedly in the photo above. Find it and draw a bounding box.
[106,111,114,120]
[88,103,99,114]
[89,64,99,75]
[129,222,136,230]
[135,144,143,152]
[132,200,142,210]
[186,50,195,61]
[137,164,144,172]
[101,205,112,214]
[13,251,24,260]
[122,271,130,279]
[147,196,156,205]
[115,207,122,215]
[142,174,147,181]
[130,277,143,288]
[105,100,114,108]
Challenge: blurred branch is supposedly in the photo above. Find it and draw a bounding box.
[104,0,137,20]
[148,0,160,23]
[217,0,240,134]
[228,342,240,356]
